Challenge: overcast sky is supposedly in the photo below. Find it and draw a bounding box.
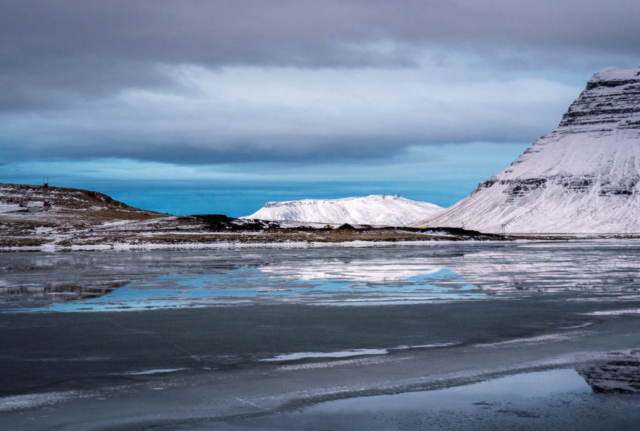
[1,1,639,215]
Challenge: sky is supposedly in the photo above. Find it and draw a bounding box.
[1,1,639,216]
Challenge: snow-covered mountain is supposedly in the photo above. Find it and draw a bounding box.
[244,195,443,226]
[409,66,640,234]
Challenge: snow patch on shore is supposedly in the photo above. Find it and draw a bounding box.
[0,391,83,412]
[260,349,388,362]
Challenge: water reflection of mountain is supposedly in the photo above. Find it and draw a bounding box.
[0,281,127,303]
[447,245,640,294]
[576,352,640,393]
[2,243,640,311]
[260,244,640,295]
[260,258,446,283]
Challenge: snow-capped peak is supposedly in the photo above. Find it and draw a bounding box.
[409,66,640,234]
[589,66,640,83]
[244,195,443,226]
[264,194,402,208]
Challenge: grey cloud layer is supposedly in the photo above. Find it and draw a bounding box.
[4,0,639,68]
[1,0,638,163]
[3,0,639,107]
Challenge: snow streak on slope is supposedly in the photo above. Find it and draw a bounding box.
[409,67,640,234]
[244,195,443,226]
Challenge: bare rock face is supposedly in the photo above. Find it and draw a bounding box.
[410,67,640,234]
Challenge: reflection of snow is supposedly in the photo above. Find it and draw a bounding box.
[261,259,445,283]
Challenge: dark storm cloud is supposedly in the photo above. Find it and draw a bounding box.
[2,0,639,106]
[0,0,638,164]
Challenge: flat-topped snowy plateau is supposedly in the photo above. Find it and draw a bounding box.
[244,195,443,226]
[409,66,640,234]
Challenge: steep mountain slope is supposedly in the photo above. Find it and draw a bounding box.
[409,67,640,234]
[244,195,443,226]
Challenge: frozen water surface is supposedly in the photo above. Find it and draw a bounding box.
[2,241,640,312]
[1,241,640,430]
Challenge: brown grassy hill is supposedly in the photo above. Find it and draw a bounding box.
[0,183,162,244]
[0,183,156,215]
[0,183,158,219]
